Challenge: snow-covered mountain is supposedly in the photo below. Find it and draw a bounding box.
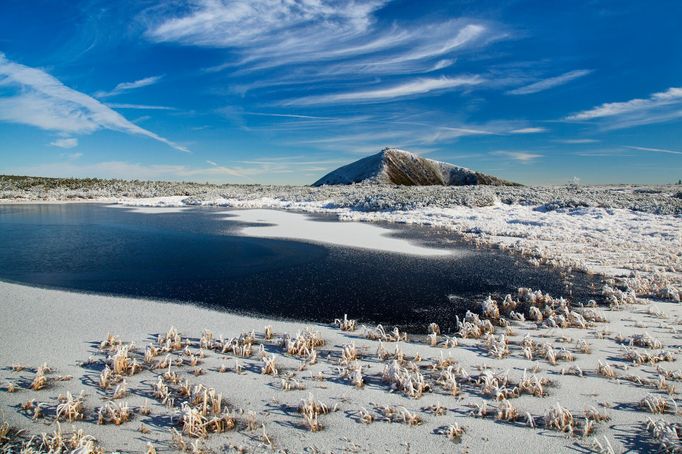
[312,148,518,186]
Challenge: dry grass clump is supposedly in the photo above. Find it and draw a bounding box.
[221,332,255,357]
[629,332,664,349]
[640,394,675,414]
[5,382,18,393]
[334,314,357,332]
[337,361,364,389]
[482,334,509,359]
[656,375,677,395]
[656,366,682,382]
[477,369,516,400]
[298,393,335,432]
[97,401,131,425]
[56,390,86,422]
[100,333,122,351]
[158,326,183,352]
[591,436,616,454]
[578,307,607,323]
[544,403,575,434]
[496,399,519,421]
[383,360,430,399]
[577,338,592,354]
[585,406,610,423]
[0,419,15,444]
[561,365,584,377]
[280,375,305,391]
[518,370,550,397]
[178,384,235,438]
[98,366,113,390]
[428,322,441,335]
[261,354,278,376]
[29,362,53,391]
[646,418,681,452]
[597,360,617,379]
[602,284,638,307]
[32,423,103,453]
[436,366,461,396]
[430,402,447,416]
[399,407,422,426]
[364,324,407,342]
[623,346,674,365]
[20,399,45,420]
[480,295,500,320]
[359,407,374,424]
[456,311,494,339]
[198,329,214,350]
[284,328,324,357]
[445,423,465,441]
[264,325,273,340]
[499,288,597,330]
[112,379,128,399]
[110,345,141,376]
[144,345,160,364]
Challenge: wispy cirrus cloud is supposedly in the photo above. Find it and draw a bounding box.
[144,1,501,91]
[509,127,547,134]
[0,53,187,152]
[565,87,682,129]
[624,145,682,155]
[491,151,543,162]
[95,75,164,98]
[556,138,600,144]
[146,0,388,57]
[50,137,78,149]
[283,76,483,106]
[507,69,592,95]
[107,103,176,110]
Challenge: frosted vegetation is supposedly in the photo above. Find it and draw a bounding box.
[2,175,681,302]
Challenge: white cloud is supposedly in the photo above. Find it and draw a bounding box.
[284,76,483,105]
[491,151,543,162]
[95,75,163,98]
[50,137,78,149]
[625,145,682,155]
[509,127,547,134]
[107,103,175,110]
[145,1,498,80]
[556,138,599,144]
[566,87,682,129]
[507,69,592,95]
[206,160,218,166]
[0,53,187,152]
[147,0,387,52]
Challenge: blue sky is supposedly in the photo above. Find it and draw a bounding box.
[0,0,681,185]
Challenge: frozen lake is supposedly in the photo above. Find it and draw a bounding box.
[0,204,597,331]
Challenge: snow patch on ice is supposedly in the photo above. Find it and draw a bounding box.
[223,209,453,257]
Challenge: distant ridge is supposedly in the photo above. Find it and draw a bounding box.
[312,148,519,186]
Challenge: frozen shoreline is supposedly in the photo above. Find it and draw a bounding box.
[1,280,681,452]
[3,182,681,301]
[113,194,681,304]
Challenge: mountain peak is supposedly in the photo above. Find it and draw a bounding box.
[312,148,518,187]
